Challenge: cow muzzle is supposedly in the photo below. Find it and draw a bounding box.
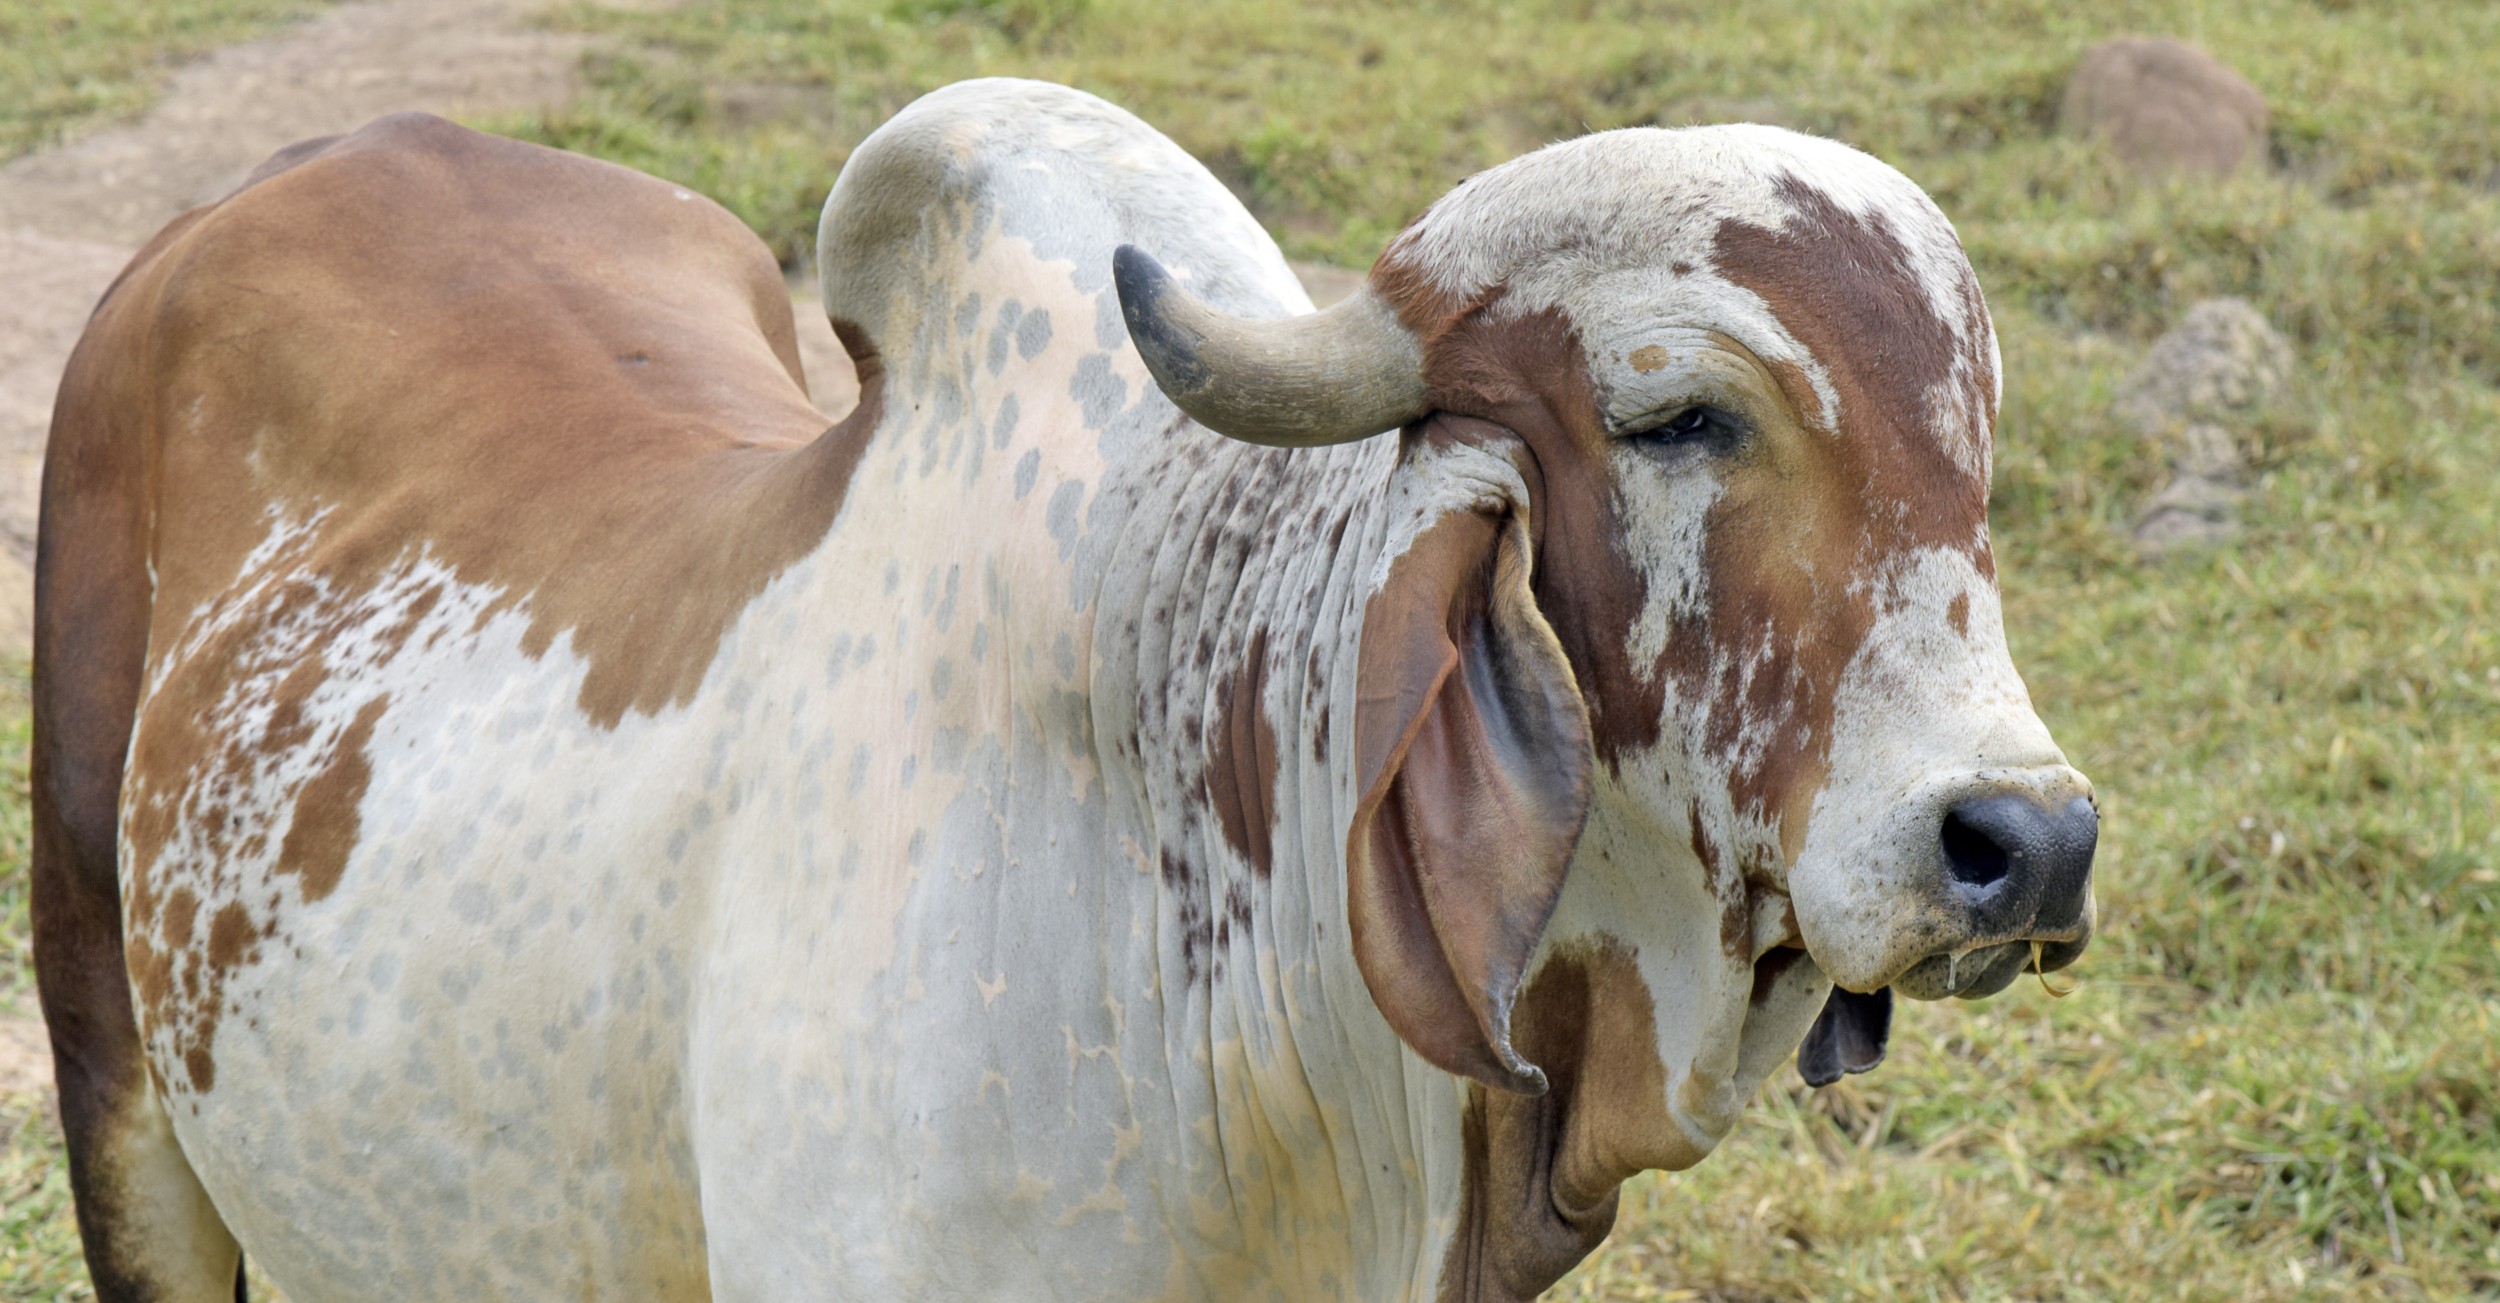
[1794,767,2098,1000]
[1889,785,2097,1000]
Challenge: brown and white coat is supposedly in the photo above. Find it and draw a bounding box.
[34,79,2092,1302]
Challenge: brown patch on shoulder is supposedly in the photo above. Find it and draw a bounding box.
[1946,590,1971,638]
[1440,940,1679,1301]
[121,684,393,1098]
[159,887,200,952]
[278,694,389,903]
[183,1043,217,1094]
[1207,627,1278,877]
[117,113,884,732]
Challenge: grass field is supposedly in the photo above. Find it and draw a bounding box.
[6,0,2497,1298]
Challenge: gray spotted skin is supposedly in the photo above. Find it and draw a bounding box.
[123,78,2089,1301]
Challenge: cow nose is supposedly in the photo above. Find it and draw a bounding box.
[1938,793,2097,936]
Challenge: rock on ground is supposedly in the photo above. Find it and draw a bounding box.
[2062,36,2269,179]
[2123,298,2294,555]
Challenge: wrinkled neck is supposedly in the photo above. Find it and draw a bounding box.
[1081,427,1483,1297]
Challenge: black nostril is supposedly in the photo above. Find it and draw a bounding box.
[1940,809,2012,889]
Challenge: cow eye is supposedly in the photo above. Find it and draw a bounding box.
[1630,405,1736,453]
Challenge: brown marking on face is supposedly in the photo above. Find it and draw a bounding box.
[1680,174,1994,835]
[1390,305,1662,765]
[1365,176,1998,906]
[1627,345,1670,374]
[1207,627,1278,877]
[1438,940,1683,1302]
[118,113,878,735]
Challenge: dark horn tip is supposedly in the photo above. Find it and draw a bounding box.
[1111,245,1210,393]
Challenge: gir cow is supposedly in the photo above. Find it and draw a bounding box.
[35,79,2095,1301]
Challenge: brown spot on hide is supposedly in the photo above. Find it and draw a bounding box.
[1691,806,1751,960]
[277,694,389,903]
[160,887,200,952]
[205,902,256,971]
[184,1044,217,1093]
[1208,628,1278,876]
[1439,941,1679,1301]
[1946,590,1970,638]
[1627,345,1670,374]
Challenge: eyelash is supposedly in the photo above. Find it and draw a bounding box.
[1632,406,1734,450]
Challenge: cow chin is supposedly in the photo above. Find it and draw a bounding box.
[1888,911,2095,1001]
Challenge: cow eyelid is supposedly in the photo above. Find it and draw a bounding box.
[1625,404,1739,451]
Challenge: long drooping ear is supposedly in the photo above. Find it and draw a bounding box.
[1348,490,1594,1096]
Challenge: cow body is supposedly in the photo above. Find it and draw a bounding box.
[37,81,2091,1302]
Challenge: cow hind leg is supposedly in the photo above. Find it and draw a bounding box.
[32,276,245,1302]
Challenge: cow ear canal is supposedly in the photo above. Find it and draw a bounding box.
[1346,503,1594,1095]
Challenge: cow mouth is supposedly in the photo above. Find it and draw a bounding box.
[1889,932,2088,1002]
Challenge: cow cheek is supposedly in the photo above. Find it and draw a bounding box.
[1702,474,1878,871]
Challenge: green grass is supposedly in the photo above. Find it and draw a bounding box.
[0,0,334,162]
[0,658,83,1303]
[6,0,2499,1296]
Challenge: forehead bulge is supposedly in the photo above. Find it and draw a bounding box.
[1389,124,1998,480]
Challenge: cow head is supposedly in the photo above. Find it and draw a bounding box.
[1116,122,2094,1212]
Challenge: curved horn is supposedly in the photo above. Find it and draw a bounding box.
[1113,245,1428,448]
